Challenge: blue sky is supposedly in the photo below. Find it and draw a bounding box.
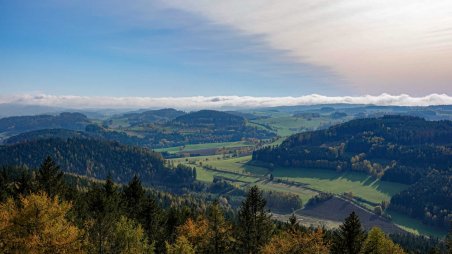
[1,0,451,99]
[0,0,342,97]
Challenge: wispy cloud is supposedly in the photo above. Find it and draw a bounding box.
[163,0,452,94]
[2,93,451,110]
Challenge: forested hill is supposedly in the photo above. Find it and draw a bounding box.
[171,110,245,126]
[109,108,186,126]
[0,112,90,134]
[159,110,275,144]
[0,137,195,185]
[253,115,452,230]
[253,115,451,182]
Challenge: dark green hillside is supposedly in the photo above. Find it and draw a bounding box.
[165,110,275,144]
[172,110,245,126]
[5,127,150,148]
[0,112,90,134]
[5,129,93,144]
[108,108,186,126]
[0,138,195,185]
[253,115,452,230]
[253,115,451,181]
[390,170,451,230]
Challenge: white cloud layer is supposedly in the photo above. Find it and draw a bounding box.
[1,94,451,110]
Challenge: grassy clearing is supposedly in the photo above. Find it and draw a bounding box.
[199,156,407,204]
[171,151,443,238]
[177,154,444,237]
[194,167,215,182]
[155,141,252,153]
[256,181,318,204]
[251,116,337,136]
[387,210,448,238]
[272,167,408,204]
[207,156,269,175]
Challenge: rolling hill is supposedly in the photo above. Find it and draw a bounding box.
[253,115,452,230]
[0,137,195,186]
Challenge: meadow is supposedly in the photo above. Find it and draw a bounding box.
[155,141,252,154]
[172,154,446,237]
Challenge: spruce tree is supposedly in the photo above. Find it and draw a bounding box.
[86,176,121,254]
[236,186,273,254]
[123,175,146,219]
[36,156,64,198]
[207,200,233,254]
[331,211,366,254]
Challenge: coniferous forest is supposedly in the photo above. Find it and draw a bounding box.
[0,157,451,253]
[253,116,452,230]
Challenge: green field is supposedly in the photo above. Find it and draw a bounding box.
[172,154,445,237]
[272,167,408,204]
[155,141,252,153]
[191,155,407,204]
[388,210,448,238]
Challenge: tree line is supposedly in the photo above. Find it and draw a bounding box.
[1,157,450,253]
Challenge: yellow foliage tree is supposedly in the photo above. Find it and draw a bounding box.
[361,227,405,254]
[173,203,235,254]
[0,192,85,253]
[176,217,209,252]
[165,236,195,254]
[261,228,330,254]
[110,216,153,254]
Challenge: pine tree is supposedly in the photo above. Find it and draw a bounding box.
[331,211,366,254]
[236,186,273,254]
[36,156,65,197]
[123,175,146,219]
[141,195,163,246]
[86,177,121,254]
[206,200,234,254]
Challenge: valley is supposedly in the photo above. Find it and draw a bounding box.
[0,104,451,240]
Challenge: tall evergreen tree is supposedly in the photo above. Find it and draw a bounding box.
[331,211,366,254]
[206,200,233,254]
[123,175,146,219]
[141,195,163,248]
[86,177,121,254]
[36,156,64,198]
[236,186,273,254]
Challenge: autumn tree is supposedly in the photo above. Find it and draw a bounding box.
[206,201,234,254]
[166,236,195,254]
[109,216,154,254]
[0,192,85,253]
[361,227,405,254]
[331,211,366,254]
[236,186,273,254]
[261,228,330,254]
[176,217,209,252]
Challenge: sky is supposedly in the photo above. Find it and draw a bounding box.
[1,0,452,107]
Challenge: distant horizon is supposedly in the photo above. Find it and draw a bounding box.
[1,93,451,111]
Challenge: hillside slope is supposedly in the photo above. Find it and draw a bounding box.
[0,137,195,185]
